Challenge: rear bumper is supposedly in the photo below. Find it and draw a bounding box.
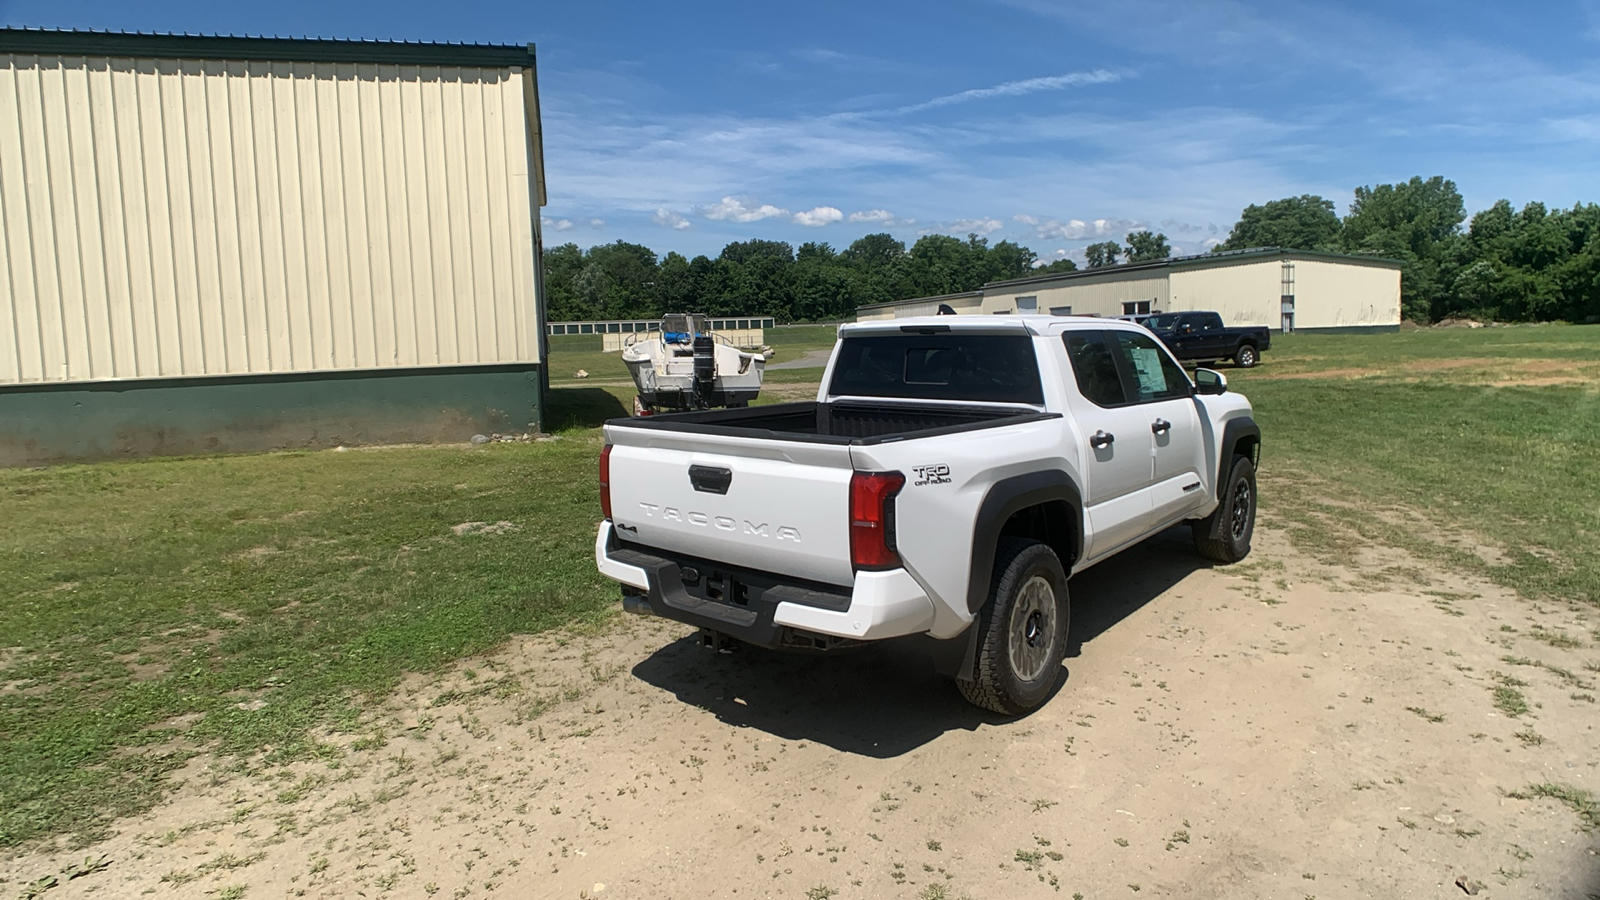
[593,522,934,647]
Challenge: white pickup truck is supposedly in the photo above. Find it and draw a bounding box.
[595,316,1260,714]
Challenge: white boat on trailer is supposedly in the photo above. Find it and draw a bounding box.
[621,313,766,414]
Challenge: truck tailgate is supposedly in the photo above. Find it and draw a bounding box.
[604,424,858,587]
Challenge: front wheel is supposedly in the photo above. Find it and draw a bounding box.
[1192,455,1256,563]
[957,539,1070,715]
[1234,344,1259,368]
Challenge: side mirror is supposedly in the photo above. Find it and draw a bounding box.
[1193,368,1228,395]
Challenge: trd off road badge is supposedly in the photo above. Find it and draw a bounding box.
[912,464,951,486]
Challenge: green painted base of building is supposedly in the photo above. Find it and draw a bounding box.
[0,364,544,468]
[1292,324,1402,334]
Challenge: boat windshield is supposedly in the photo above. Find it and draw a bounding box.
[660,314,709,343]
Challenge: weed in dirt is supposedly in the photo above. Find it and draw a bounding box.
[1572,692,1596,703]
[1114,837,1129,847]
[1405,706,1446,723]
[1015,849,1045,870]
[1510,783,1600,831]
[219,887,246,900]
[1513,728,1546,746]
[805,888,838,900]
[1528,627,1584,650]
[1031,799,1058,813]
[1491,676,1530,717]
[926,839,942,851]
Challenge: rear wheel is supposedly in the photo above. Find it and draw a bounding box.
[957,539,1070,715]
[1192,455,1256,563]
[1234,344,1259,368]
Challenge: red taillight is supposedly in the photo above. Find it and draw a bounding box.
[849,471,905,571]
[599,444,614,520]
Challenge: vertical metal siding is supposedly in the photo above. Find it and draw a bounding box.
[0,53,541,385]
[1291,259,1402,329]
[1168,263,1283,326]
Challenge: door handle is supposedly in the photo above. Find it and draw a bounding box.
[1090,430,1115,449]
[1151,418,1171,435]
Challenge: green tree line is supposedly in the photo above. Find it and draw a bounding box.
[542,233,1043,323]
[543,177,1600,324]
[1214,178,1600,323]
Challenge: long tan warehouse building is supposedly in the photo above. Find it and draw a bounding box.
[858,248,1402,333]
[0,29,549,466]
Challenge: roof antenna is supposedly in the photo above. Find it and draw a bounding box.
[936,303,957,316]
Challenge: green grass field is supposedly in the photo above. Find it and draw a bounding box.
[1,322,1597,848]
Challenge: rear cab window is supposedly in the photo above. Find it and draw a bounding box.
[828,333,1044,405]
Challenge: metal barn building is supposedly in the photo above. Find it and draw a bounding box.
[0,29,549,466]
[857,248,1403,333]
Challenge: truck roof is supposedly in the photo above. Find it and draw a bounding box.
[841,315,1147,337]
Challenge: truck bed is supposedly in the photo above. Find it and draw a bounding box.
[609,400,1058,445]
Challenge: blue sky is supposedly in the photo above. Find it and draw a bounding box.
[7,1,1600,265]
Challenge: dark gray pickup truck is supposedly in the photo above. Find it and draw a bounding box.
[1142,311,1271,368]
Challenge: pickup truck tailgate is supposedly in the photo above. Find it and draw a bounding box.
[604,425,857,587]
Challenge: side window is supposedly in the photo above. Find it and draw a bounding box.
[1063,332,1128,407]
[1112,331,1191,402]
[1200,313,1223,332]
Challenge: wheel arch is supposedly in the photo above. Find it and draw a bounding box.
[967,471,1083,615]
[1199,416,1260,543]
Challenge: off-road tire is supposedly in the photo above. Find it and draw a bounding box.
[956,538,1070,715]
[1192,455,1256,563]
[1234,343,1259,368]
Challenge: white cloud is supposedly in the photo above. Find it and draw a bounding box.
[1014,214,1141,240]
[541,217,575,232]
[653,208,692,230]
[848,209,897,223]
[793,206,844,227]
[895,70,1122,114]
[699,196,791,222]
[589,218,606,228]
[924,217,1004,237]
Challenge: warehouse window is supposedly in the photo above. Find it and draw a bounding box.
[1122,301,1151,316]
[737,319,749,329]
[1016,296,1038,314]
[1050,306,1073,316]
[608,323,621,333]
[580,324,593,334]
[764,318,775,328]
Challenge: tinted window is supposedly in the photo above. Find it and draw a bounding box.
[1064,332,1128,407]
[1113,331,1192,402]
[1198,313,1223,332]
[829,334,1044,404]
[1144,314,1179,331]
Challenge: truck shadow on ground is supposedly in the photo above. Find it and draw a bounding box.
[628,525,1209,758]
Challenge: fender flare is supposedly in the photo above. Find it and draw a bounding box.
[1200,416,1261,542]
[966,470,1084,615]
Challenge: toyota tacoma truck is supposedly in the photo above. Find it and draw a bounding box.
[1141,311,1271,368]
[595,316,1260,715]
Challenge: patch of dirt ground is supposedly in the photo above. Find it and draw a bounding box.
[4,528,1599,899]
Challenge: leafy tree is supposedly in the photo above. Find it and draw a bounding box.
[1084,241,1122,269]
[984,239,1038,281]
[1123,231,1171,263]
[1032,258,1079,275]
[1214,195,1341,252]
[1341,176,1465,257]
